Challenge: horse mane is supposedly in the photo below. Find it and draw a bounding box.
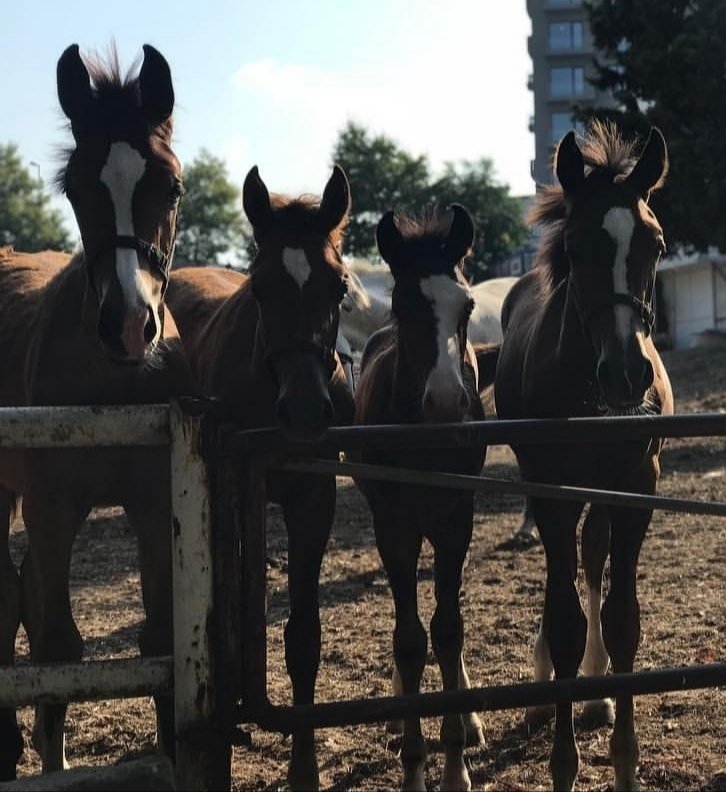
[267,193,348,254]
[529,121,640,287]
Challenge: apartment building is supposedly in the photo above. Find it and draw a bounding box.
[527,0,614,186]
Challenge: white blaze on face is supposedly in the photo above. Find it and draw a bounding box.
[419,274,471,410]
[100,141,159,355]
[282,247,312,289]
[602,207,636,344]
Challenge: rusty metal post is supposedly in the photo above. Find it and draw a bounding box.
[170,401,231,790]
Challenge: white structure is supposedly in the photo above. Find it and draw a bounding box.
[660,252,726,348]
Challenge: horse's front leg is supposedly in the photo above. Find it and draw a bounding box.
[282,475,336,792]
[376,510,427,792]
[602,490,653,792]
[581,504,614,727]
[431,496,476,792]
[533,497,586,792]
[123,486,175,761]
[0,487,22,781]
[21,486,88,773]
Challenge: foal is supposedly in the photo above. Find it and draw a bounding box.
[0,45,192,777]
[355,206,486,792]
[495,123,673,791]
[166,165,354,791]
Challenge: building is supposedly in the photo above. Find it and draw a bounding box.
[527,0,614,186]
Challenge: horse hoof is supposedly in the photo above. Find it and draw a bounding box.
[581,698,615,729]
[524,704,555,730]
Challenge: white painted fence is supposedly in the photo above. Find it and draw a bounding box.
[0,403,222,791]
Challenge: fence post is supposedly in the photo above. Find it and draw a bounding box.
[170,400,231,790]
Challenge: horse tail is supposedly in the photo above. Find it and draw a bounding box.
[474,342,501,393]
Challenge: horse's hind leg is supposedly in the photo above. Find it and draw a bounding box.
[581,504,614,727]
[21,490,86,773]
[376,514,427,792]
[124,494,175,760]
[0,488,22,781]
[431,498,476,792]
[282,478,336,792]
[533,497,586,792]
[601,496,652,792]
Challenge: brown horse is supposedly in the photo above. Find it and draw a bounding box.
[495,123,673,791]
[0,46,192,778]
[166,165,354,791]
[354,206,487,792]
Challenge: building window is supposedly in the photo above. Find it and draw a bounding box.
[551,112,585,145]
[549,21,584,50]
[550,66,585,97]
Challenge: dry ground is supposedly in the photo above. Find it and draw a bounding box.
[9,347,726,791]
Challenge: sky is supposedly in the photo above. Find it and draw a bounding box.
[1,0,534,235]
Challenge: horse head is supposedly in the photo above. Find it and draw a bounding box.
[243,164,351,440]
[377,204,477,423]
[57,44,183,364]
[555,125,668,410]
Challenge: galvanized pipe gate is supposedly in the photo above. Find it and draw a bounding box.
[0,403,724,790]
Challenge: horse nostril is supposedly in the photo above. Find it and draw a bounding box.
[143,306,157,344]
[642,359,654,391]
[423,391,435,412]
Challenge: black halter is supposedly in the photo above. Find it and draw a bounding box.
[85,235,174,294]
[581,292,656,337]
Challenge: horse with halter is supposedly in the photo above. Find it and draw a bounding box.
[354,205,489,792]
[495,122,672,791]
[166,165,354,791]
[0,45,192,778]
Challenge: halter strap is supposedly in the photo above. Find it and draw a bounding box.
[581,293,656,337]
[85,235,174,293]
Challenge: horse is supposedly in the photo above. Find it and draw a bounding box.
[166,165,354,791]
[494,122,672,791]
[0,45,192,778]
[354,205,489,792]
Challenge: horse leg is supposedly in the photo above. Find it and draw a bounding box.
[534,497,586,792]
[376,514,427,792]
[601,498,652,792]
[123,496,174,760]
[581,504,614,727]
[0,488,22,781]
[282,477,335,792]
[524,611,555,728]
[431,499,475,792]
[22,491,86,773]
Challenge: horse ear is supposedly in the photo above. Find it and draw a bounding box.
[243,166,273,231]
[555,131,586,195]
[318,165,351,234]
[626,127,668,200]
[139,45,175,124]
[376,211,404,269]
[444,204,475,263]
[57,44,93,123]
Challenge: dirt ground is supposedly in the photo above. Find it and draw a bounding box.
[9,346,726,791]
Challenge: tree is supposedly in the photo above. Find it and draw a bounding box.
[427,161,528,281]
[0,143,71,252]
[581,0,726,251]
[331,122,527,281]
[331,122,431,257]
[175,150,247,265]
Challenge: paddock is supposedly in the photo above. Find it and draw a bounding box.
[4,346,726,791]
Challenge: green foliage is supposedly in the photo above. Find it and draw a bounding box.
[332,122,526,281]
[0,143,71,252]
[581,0,726,251]
[175,149,248,265]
